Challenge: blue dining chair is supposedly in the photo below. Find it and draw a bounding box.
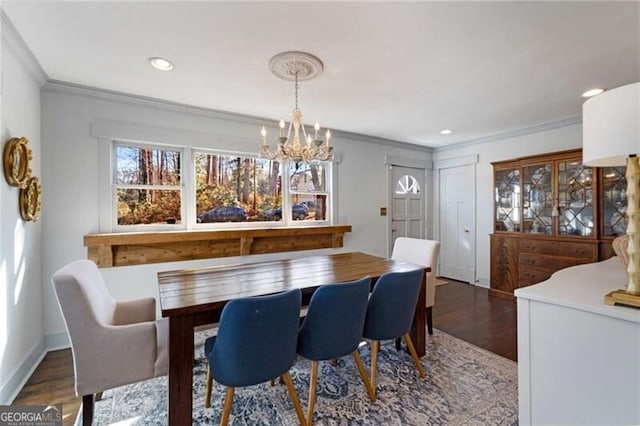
[297,276,374,425]
[363,269,426,401]
[203,288,306,426]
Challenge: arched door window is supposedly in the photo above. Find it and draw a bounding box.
[395,175,421,194]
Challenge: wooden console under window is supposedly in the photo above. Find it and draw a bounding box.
[84,225,352,267]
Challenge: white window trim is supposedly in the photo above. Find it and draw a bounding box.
[99,137,336,233]
[110,139,186,232]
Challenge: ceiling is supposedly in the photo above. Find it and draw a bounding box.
[2,1,639,148]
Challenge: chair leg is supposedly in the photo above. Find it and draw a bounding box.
[427,306,433,335]
[395,337,402,351]
[352,350,375,402]
[219,387,235,426]
[94,391,103,402]
[370,340,380,402]
[205,368,213,408]
[82,394,94,426]
[282,371,307,426]
[403,333,426,378]
[307,360,319,426]
[330,358,338,366]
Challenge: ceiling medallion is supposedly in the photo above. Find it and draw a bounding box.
[260,51,333,163]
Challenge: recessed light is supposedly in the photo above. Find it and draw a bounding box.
[440,129,454,135]
[582,88,604,98]
[149,57,174,71]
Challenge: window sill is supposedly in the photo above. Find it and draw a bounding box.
[84,225,352,267]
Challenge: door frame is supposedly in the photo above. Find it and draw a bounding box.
[434,154,478,284]
[385,155,431,257]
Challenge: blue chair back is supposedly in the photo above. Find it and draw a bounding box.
[297,276,371,361]
[208,288,302,387]
[363,269,424,341]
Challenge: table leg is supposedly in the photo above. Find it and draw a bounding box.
[410,270,426,357]
[168,314,194,425]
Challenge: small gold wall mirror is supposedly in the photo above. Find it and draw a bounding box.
[3,137,33,188]
[19,176,42,222]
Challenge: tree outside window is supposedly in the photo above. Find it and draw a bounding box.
[115,144,181,225]
[194,153,282,222]
[112,141,332,229]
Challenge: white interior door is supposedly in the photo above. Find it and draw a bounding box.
[439,164,476,283]
[390,166,425,253]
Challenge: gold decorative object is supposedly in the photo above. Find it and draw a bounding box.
[19,176,42,222]
[3,137,33,188]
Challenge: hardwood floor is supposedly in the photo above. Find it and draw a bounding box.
[11,280,517,423]
[434,280,518,361]
[12,349,81,426]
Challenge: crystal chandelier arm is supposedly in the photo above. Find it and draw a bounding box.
[259,51,333,163]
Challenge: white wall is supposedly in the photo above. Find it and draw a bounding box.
[40,83,434,341]
[432,121,582,286]
[0,13,46,403]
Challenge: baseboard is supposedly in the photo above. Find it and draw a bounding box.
[45,331,70,351]
[475,277,490,288]
[0,338,47,404]
[0,331,70,404]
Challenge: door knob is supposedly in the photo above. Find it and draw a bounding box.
[464,227,470,233]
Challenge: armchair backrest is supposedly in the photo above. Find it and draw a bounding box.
[52,260,117,331]
[391,237,441,307]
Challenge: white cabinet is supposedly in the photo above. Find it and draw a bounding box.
[515,257,640,425]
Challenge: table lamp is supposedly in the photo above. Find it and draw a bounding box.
[583,81,640,306]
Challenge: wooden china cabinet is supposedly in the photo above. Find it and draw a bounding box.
[490,148,626,298]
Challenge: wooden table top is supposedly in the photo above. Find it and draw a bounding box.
[158,251,427,317]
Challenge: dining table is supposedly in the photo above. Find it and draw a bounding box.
[157,251,429,425]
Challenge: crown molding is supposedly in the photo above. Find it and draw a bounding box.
[41,80,578,155]
[41,80,433,153]
[1,10,48,85]
[434,116,582,153]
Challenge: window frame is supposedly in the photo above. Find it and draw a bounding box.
[100,138,335,233]
[111,140,186,232]
[192,148,334,229]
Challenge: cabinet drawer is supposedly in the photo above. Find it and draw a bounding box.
[518,266,554,287]
[519,240,596,260]
[519,253,593,270]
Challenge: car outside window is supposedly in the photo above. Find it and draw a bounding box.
[111,141,332,230]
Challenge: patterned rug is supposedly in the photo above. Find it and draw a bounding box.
[79,329,518,425]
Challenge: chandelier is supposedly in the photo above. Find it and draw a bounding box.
[260,51,333,163]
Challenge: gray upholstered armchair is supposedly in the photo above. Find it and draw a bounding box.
[52,259,168,425]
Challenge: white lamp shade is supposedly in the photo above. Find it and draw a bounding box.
[582,82,640,167]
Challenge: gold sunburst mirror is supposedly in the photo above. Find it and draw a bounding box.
[3,137,33,188]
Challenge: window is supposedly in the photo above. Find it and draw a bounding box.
[395,174,420,195]
[110,140,333,230]
[289,162,329,221]
[114,143,182,227]
[194,153,282,223]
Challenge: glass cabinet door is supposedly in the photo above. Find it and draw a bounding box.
[602,166,627,237]
[557,160,594,236]
[495,168,521,232]
[522,163,553,234]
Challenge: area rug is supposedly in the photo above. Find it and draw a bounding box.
[79,329,518,425]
